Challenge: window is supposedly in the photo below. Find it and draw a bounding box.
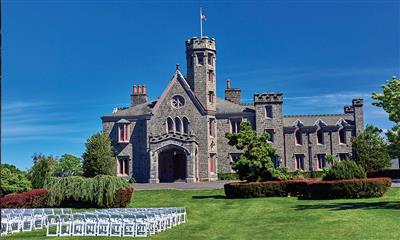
[208,91,214,104]
[183,117,189,134]
[317,154,326,169]
[230,118,242,133]
[264,129,274,143]
[339,129,346,144]
[175,117,182,133]
[295,130,302,145]
[295,154,304,170]
[197,53,204,65]
[118,124,130,143]
[118,158,129,175]
[273,156,280,168]
[171,95,185,109]
[317,129,324,144]
[265,106,273,118]
[209,154,216,173]
[339,153,349,161]
[208,70,214,81]
[167,117,174,133]
[208,53,214,65]
[230,153,241,162]
[209,118,215,137]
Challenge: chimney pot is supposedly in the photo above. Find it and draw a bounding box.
[227,79,231,89]
[143,85,147,94]
[138,85,142,94]
[133,85,137,94]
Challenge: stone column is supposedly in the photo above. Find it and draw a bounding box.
[148,151,159,183]
[185,151,196,182]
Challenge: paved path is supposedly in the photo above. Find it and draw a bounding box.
[134,181,235,190]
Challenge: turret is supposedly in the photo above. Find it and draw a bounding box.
[185,36,216,112]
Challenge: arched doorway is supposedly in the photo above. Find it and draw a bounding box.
[158,147,186,182]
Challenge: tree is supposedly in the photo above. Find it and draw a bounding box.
[0,164,31,195]
[82,132,116,177]
[225,121,282,182]
[54,154,83,177]
[372,76,400,123]
[372,75,400,166]
[351,125,391,171]
[28,153,58,189]
[323,160,366,181]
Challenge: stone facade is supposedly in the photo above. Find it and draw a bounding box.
[101,36,364,183]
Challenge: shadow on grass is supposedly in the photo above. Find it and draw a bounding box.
[192,195,227,199]
[294,201,400,211]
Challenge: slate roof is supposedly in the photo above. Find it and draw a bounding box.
[283,114,354,127]
[216,98,255,114]
[109,101,155,117]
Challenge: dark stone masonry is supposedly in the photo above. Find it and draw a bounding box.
[101,36,364,183]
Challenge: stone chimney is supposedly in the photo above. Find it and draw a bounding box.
[224,79,241,105]
[131,84,148,106]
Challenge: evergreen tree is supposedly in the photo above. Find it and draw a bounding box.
[225,121,284,182]
[28,153,58,189]
[82,132,116,177]
[351,125,391,171]
[54,154,83,177]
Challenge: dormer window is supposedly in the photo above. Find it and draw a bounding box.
[118,124,130,143]
[317,129,324,144]
[339,129,346,144]
[295,130,302,145]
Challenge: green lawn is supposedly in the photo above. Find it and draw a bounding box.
[5,188,400,240]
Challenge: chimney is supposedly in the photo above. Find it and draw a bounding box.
[224,79,241,105]
[131,83,148,106]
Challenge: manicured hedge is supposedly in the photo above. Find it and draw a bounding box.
[44,175,133,208]
[224,178,391,199]
[367,169,400,179]
[307,178,392,199]
[0,189,48,208]
[218,172,240,180]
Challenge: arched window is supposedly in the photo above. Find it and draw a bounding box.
[175,117,182,133]
[317,129,324,144]
[167,117,174,133]
[339,128,346,144]
[183,117,189,134]
[295,130,302,145]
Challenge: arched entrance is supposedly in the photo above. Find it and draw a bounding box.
[158,147,187,182]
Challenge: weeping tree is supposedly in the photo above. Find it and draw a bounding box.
[82,132,116,177]
[225,121,286,182]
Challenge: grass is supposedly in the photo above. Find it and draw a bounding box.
[4,187,400,240]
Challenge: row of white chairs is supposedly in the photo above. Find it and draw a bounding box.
[1,208,72,236]
[46,208,186,237]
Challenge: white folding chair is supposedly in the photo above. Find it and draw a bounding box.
[97,214,110,236]
[109,214,123,237]
[46,215,60,236]
[135,214,149,237]
[22,212,33,232]
[71,214,85,236]
[122,214,136,237]
[84,214,98,236]
[59,214,72,236]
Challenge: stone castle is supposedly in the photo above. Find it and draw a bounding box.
[101,36,364,183]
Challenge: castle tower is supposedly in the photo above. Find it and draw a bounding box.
[185,36,216,112]
[254,93,284,161]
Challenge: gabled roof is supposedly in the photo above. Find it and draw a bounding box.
[106,101,155,117]
[151,70,206,115]
[216,98,255,114]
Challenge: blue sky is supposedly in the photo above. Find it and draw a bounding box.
[2,1,399,170]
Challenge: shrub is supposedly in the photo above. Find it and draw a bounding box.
[0,189,48,208]
[82,132,116,177]
[218,172,239,180]
[306,178,391,199]
[29,153,58,189]
[367,169,400,179]
[224,181,287,198]
[1,166,32,196]
[113,187,134,208]
[44,175,132,208]
[323,160,366,181]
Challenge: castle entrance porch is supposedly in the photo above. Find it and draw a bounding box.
[158,147,186,182]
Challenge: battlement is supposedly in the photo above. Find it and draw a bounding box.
[344,105,354,113]
[185,36,216,51]
[352,98,363,107]
[254,93,283,104]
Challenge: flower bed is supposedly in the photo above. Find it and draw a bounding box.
[224,178,391,199]
[0,189,49,208]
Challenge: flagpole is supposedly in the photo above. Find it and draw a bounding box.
[200,7,203,39]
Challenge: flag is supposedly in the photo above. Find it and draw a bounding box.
[201,10,206,21]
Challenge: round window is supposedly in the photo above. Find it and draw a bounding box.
[171,95,185,109]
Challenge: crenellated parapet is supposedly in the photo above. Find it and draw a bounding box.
[185,36,216,52]
[352,98,363,107]
[253,92,283,104]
